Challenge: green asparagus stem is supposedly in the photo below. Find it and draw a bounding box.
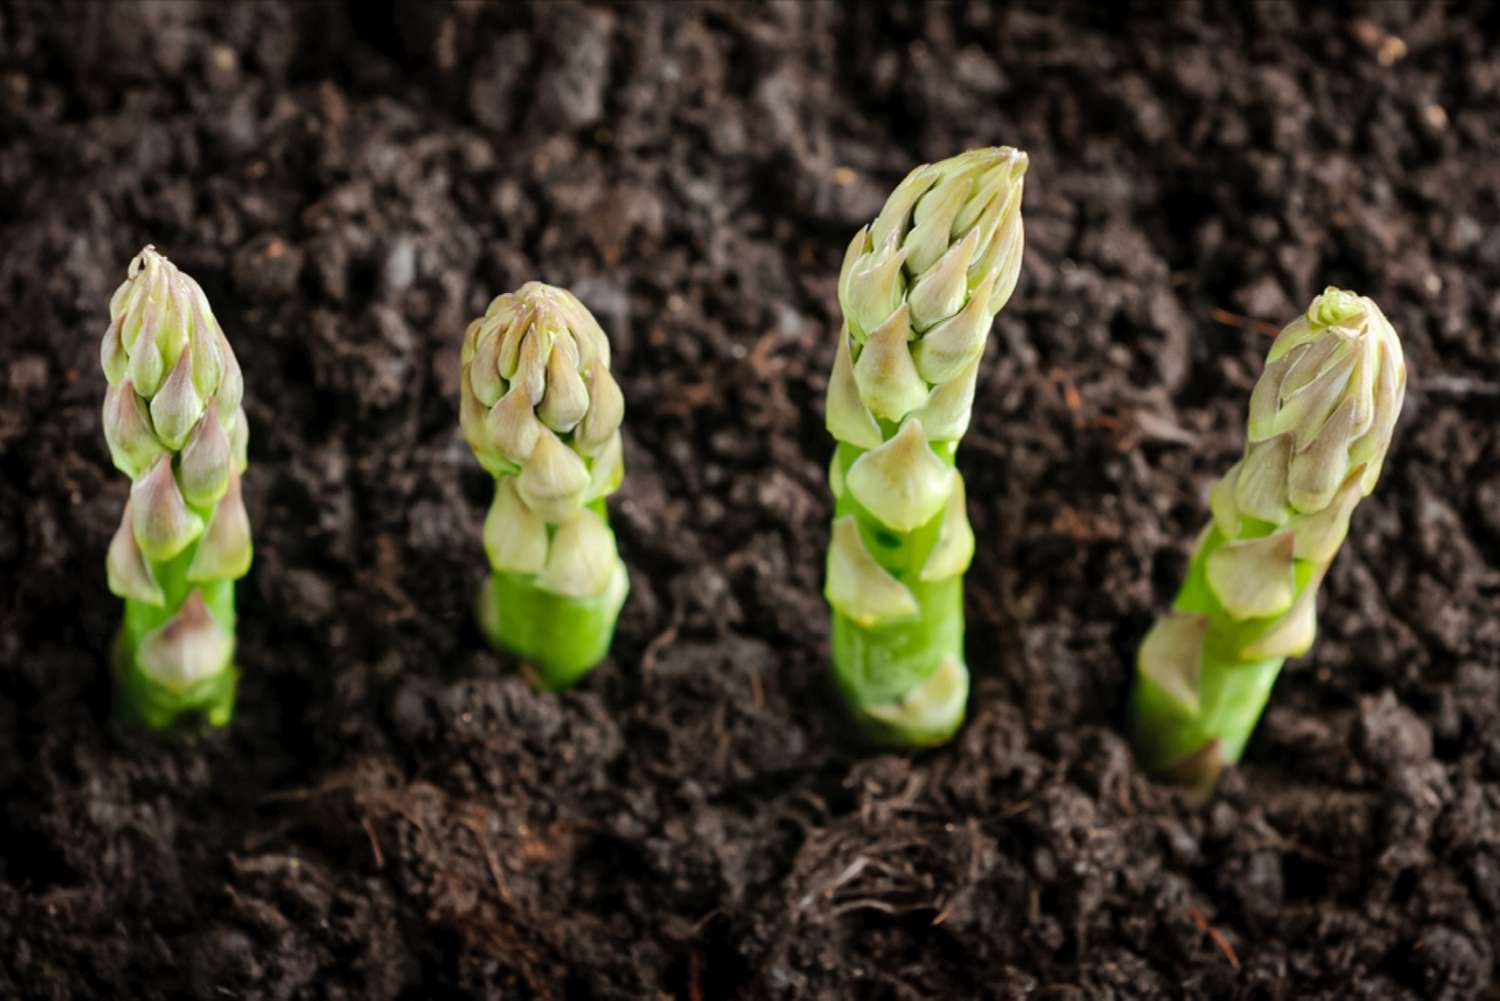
[1130,288,1407,792]
[101,247,252,729]
[460,283,628,689]
[823,147,1028,747]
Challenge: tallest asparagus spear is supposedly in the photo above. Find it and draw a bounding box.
[1130,288,1407,792]
[102,247,252,728]
[823,147,1027,747]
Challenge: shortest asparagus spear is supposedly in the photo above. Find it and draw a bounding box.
[102,247,252,728]
[1130,287,1407,792]
[460,282,628,689]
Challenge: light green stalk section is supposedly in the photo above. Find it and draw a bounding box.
[1129,288,1407,792]
[101,247,252,729]
[823,147,1027,747]
[830,440,966,745]
[117,545,239,729]
[460,283,628,689]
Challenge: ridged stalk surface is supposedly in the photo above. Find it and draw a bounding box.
[1130,288,1407,790]
[823,147,1028,746]
[460,282,627,689]
[101,247,252,728]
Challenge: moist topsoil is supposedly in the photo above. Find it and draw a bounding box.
[2,2,1499,999]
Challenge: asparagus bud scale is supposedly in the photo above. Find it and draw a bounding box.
[102,247,251,728]
[823,147,1028,746]
[1130,288,1407,790]
[461,282,628,689]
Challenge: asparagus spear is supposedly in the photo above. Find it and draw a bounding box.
[823,147,1028,747]
[1130,288,1407,792]
[102,247,251,728]
[460,282,627,689]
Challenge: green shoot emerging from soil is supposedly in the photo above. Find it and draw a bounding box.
[1130,288,1407,793]
[101,247,252,729]
[461,282,628,689]
[823,147,1028,747]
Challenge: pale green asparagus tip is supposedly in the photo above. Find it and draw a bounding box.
[1236,286,1406,518]
[103,247,247,477]
[460,281,625,602]
[828,146,1027,450]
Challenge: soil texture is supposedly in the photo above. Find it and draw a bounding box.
[2,2,1499,998]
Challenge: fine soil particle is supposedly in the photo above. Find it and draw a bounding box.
[2,2,1499,999]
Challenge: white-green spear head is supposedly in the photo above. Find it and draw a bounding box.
[831,146,1027,439]
[461,283,624,511]
[1213,287,1406,555]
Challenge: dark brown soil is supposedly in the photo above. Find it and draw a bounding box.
[2,2,1499,998]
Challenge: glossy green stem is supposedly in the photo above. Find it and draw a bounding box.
[829,440,968,747]
[1129,523,1320,785]
[476,499,626,690]
[1129,649,1282,778]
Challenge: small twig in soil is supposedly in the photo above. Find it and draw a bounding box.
[519,822,575,863]
[224,884,292,935]
[829,897,913,918]
[641,622,679,675]
[859,771,926,823]
[1187,904,1240,970]
[1209,307,1281,337]
[690,909,724,935]
[1049,366,1084,423]
[748,329,786,380]
[458,812,510,903]
[361,814,385,869]
[798,856,868,912]
[688,950,704,1001]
